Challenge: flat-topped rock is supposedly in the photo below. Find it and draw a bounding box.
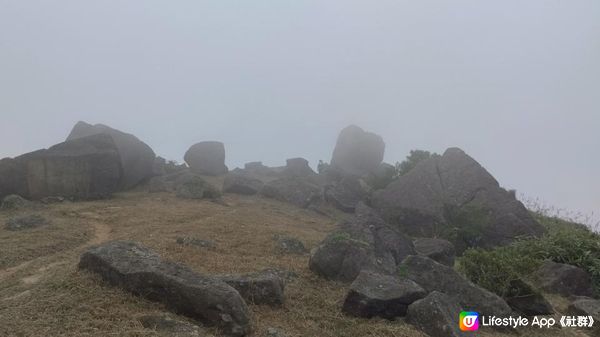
[342,270,426,319]
[218,269,285,306]
[78,241,251,336]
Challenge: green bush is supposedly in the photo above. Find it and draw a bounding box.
[458,215,600,297]
[395,150,437,177]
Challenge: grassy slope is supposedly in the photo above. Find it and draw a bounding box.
[0,192,587,337]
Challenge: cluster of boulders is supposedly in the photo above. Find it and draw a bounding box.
[79,241,287,336]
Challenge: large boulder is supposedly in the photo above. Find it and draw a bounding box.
[372,148,544,250]
[184,142,228,176]
[401,255,512,317]
[309,204,414,282]
[0,134,123,200]
[406,291,467,337]
[330,125,385,176]
[323,175,370,213]
[282,158,316,177]
[413,238,456,267]
[218,269,285,306]
[78,241,251,336]
[67,121,156,189]
[531,261,594,297]
[261,177,322,209]
[567,297,600,334]
[223,174,264,195]
[342,270,426,319]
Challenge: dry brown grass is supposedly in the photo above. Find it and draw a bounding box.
[0,191,590,337]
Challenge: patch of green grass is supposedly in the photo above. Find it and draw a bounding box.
[458,214,600,297]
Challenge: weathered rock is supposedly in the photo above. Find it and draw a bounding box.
[567,297,600,333]
[531,260,594,297]
[342,270,426,319]
[1,194,30,210]
[504,279,553,316]
[261,177,322,209]
[330,125,385,176]
[366,162,397,190]
[310,204,415,282]
[413,238,456,267]
[309,231,375,282]
[273,235,307,255]
[324,175,369,213]
[406,291,467,337]
[148,176,169,193]
[67,121,156,189]
[401,255,512,317]
[176,175,221,200]
[283,158,316,177]
[153,156,168,176]
[176,237,217,250]
[78,241,251,336]
[372,148,544,250]
[1,134,123,200]
[218,269,285,306]
[139,314,212,337]
[223,174,264,195]
[184,142,228,176]
[5,214,49,231]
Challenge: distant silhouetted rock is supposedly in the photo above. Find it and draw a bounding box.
[283,158,316,177]
[0,134,122,200]
[331,125,385,176]
[184,142,228,176]
[372,148,544,250]
[67,121,156,189]
[79,241,251,336]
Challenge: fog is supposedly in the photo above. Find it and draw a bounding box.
[0,1,598,219]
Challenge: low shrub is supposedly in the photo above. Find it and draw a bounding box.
[458,214,600,297]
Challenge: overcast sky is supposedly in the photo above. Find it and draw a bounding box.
[0,1,598,219]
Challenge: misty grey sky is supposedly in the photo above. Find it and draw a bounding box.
[1,1,599,218]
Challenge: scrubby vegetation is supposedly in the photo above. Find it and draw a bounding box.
[395,150,437,177]
[458,213,600,298]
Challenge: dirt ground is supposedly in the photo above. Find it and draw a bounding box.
[0,191,590,337]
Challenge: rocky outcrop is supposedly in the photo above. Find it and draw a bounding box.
[323,175,369,213]
[531,260,594,297]
[330,125,385,176]
[309,204,414,282]
[67,121,156,189]
[372,148,544,250]
[223,174,264,195]
[401,255,512,317]
[0,134,123,200]
[342,270,426,319]
[413,238,456,267]
[78,241,251,336]
[406,291,466,337]
[261,177,322,209]
[184,142,228,176]
[218,269,285,306]
[282,158,316,177]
